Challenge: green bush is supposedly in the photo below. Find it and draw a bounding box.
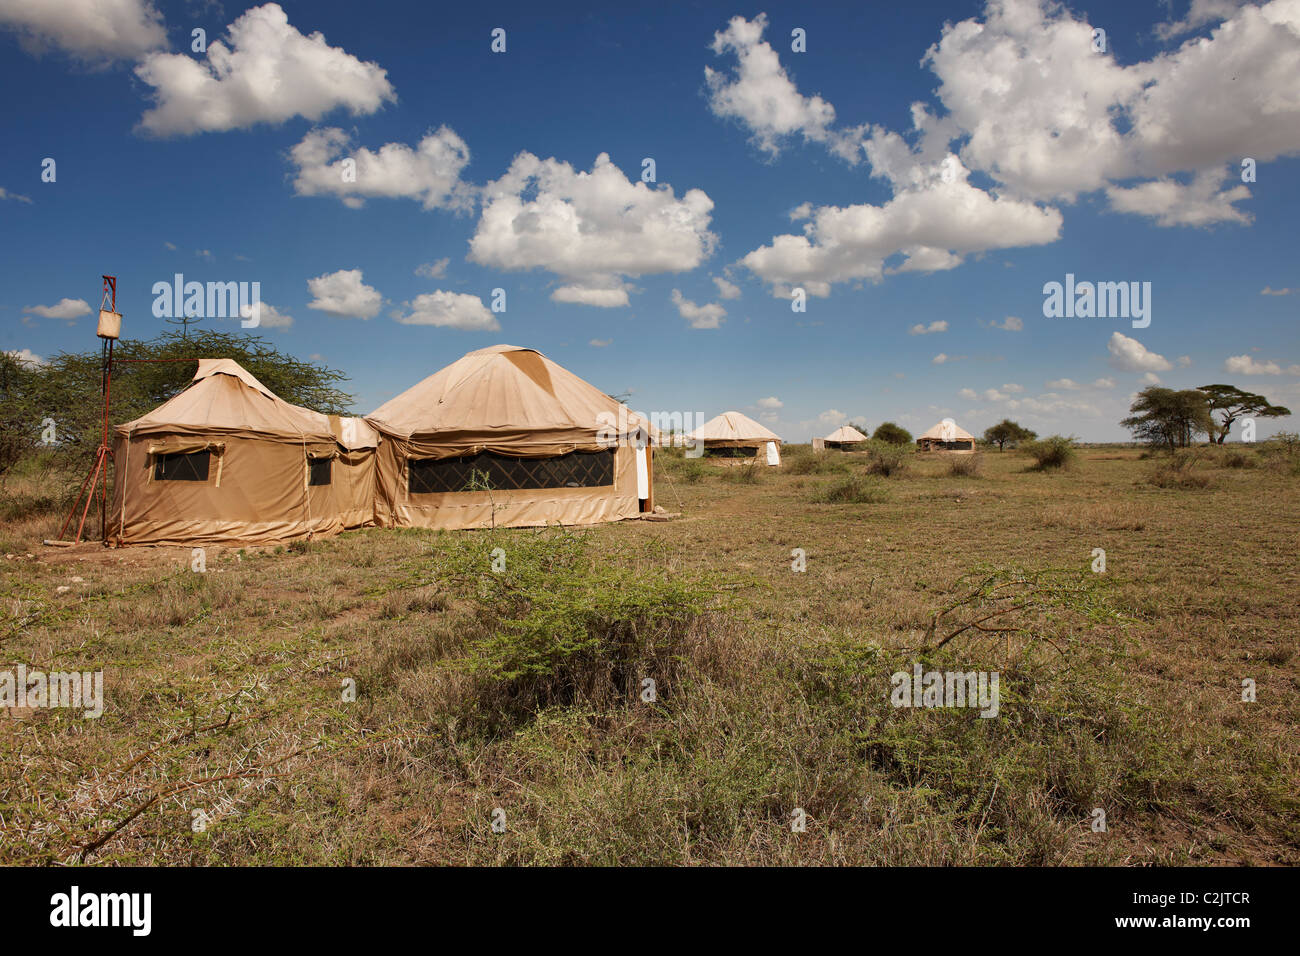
[947,454,983,478]
[811,475,891,504]
[864,439,910,477]
[1022,435,1077,470]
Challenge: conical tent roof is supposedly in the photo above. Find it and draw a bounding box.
[824,425,867,443]
[688,411,782,443]
[918,419,975,442]
[115,358,375,445]
[365,345,649,444]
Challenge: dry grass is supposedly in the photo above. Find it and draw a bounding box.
[1,445,1296,865]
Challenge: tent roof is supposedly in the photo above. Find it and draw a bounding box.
[918,419,975,442]
[365,344,651,441]
[824,425,868,443]
[688,410,783,443]
[116,358,377,447]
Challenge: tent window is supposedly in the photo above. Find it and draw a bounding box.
[308,457,332,486]
[153,449,210,482]
[703,446,755,458]
[409,449,615,494]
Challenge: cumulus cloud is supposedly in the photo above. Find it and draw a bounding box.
[990,315,1024,331]
[392,291,498,331]
[415,258,450,279]
[135,3,394,136]
[1261,286,1293,295]
[0,0,166,60]
[704,14,866,162]
[23,297,91,320]
[238,301,293,329]
[756,396,783,409]
[290,126,473,211]
[1106,168,1252,227]
[469,152,716,307]
[306,269,382,319]
[713,275,742,299]
[589,338,612,347]
[1223,353,1300,375]
[1108,331,1173,372]
[909,320,948,335]
[671,289,726,329]
[4,348,47,366]
[932,353,952,365]
[1155,0,1247,40]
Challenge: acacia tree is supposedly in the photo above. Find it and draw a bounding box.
[1198,384,1290,443]
[871,422,912,445]
[1120,387,1214,452]
[983,419,1036,451]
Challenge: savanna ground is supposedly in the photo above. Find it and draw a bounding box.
[1,441,1297,866]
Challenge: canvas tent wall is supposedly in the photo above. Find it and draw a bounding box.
[364,345,654,530]
[823,425,867,449]
[688,411,783,464]
[110,359,379,546]
[916,419,976,453]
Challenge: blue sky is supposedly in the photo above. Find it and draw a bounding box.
[1,0,1297,441]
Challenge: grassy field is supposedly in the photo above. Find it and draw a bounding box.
[2,442,1297,865]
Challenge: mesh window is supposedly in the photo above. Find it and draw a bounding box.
[409,449,615,494]
[704,446,755,458]
[308,457,332,486]
[153,449,210,481]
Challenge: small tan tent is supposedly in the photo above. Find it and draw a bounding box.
[823,425,868,449]
[688,411,783,464]
[916,419,976,453]
[365,345,654,530]
[111,359,378,546]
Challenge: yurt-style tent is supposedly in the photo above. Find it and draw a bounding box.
[688,411,783,464]
[110,359,379,546]
[365,345,655,530]
[916,419,976,453]
[823,425,868,450]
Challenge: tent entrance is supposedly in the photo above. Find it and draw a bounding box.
[409,449,616,494]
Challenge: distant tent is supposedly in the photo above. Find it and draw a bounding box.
[365,345,654,530]
[823,425,868,449]
[111,359,379,545]
[688,411,783,465]
[916,419,976,453]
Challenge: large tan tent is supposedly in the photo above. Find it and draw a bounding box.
[365,345,655,530]
[111,359,379,546]
[822,424,868,449]
[688,411,783,464]
[916,419,976,453]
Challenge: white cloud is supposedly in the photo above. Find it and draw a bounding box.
[817,409,846,426]
[1261,286,1293,295]
[1108,331,1173,372]
[0,0,165,60]
[756,396,783,409]
[740,153,1061,296]
[238,301,293,329]
[1142,372,1163,384]
[909,320,949,335]
[959,387,978,400]
[671,289,726,330]
[0,186,33,203]
[393,290,498,331]
[468,152,716,307]
[1177,355,1193,368]
[4,348,47,366]
[306,269,382,319]
[1106,168,1251,227]
[1155,0,1247,40]
[932,353,951,365]
[1093,377,1116,388]
[589,338,612,348]
[1223,354,1300,375]
[415,258,450,279]
[713,275,742,299]
[135,3,394,136]
[991,315,1024,331]
[290,127,473,211]
[1046,378,1080,390]
[23,297,91,320]
[704,14,865,162]
[163,240,177,250]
